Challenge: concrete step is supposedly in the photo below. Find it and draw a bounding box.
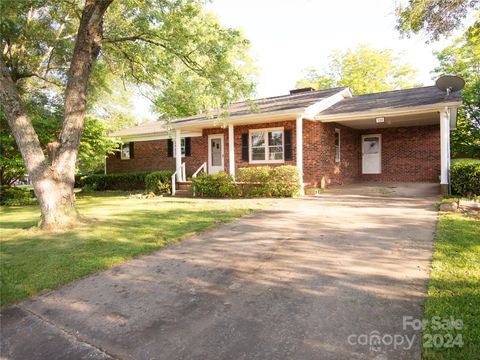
[177,181,192,190]
[173,189,193,197]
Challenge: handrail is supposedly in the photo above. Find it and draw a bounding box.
[181,162,186,182]
[191,162,207,197]
[192,162,207,178]
[171,171,176,196]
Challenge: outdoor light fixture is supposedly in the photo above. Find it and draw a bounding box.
[376,117,385,123]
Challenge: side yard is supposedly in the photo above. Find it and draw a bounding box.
[0,193,267,307]
[423,212,480,360]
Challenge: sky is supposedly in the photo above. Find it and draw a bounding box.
[133,0,469,120]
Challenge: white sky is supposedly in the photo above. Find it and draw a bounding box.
[133,0,469,121]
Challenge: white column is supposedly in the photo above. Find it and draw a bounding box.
[440,109,450,194]
[228,124,235,179]
[175,129,182,182]
[296,115,304,195]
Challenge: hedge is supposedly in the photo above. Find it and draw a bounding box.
[450,158,480,197]
[76,172,151,191]
[193,166,300,198]
[145,170,175,195]
[236,165,300,197]
[192,171,239,198]
[0,186,37,206]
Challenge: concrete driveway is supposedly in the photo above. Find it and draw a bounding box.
[1,184,438,360]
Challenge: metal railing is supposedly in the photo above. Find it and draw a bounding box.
[192,162,207,197]
[181,162,186,183]
[192,162,207,178]
[171,171,177,196]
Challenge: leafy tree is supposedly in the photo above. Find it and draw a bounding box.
[396,0,479,41]
[434,19,480,157]
[0,94,117,185]
[296,45,418,94]
[0,0,255,228]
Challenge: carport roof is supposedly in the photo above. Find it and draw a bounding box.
[320,86,462,116]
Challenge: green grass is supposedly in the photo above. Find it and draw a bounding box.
[422,212,480,360]
[0,193,267,307]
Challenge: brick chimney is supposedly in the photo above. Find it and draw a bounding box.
[289,87,315,95]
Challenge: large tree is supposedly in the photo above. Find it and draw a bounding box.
[296,45,418,95]
[396,0,480,41]
[434,19,480,158]
[0,0,255,228]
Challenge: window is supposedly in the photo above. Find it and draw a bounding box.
[173,138,186,157]
[249,128,284,163]
[335,128,341,162]
[121,143,130,160]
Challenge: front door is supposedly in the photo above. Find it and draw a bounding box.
[362,134,381,174]
[208,134,224,174]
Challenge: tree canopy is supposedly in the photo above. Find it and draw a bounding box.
[396,0,480,41]
[434,19,480,157]
[296,45,418,95]
[0,0,257,228]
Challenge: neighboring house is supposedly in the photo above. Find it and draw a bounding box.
[108,86,462,194]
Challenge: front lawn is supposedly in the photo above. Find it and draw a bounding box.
[0,193,267,307]
[422,212,480,360]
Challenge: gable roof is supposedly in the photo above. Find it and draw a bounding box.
[172,87,347,124]
[110,87,347,137]
[110,85,462,138]
[320,86,461,116]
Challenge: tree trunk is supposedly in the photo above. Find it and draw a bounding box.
[0,0,112,229]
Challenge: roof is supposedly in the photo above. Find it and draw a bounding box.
[110,85,462,138]
[110,87,346,137]
[171,87,346,124]
[321,86,462,116]
[110,120,169,137]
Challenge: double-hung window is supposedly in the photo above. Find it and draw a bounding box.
[249,128,284,163]
[121,143,131,160]
[335,128,341,162]
[173,138,186,157]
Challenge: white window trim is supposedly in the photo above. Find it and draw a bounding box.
[121,143,130,160]
[335,128,341,163]
[173,137,186,158]
[249,127,285,164]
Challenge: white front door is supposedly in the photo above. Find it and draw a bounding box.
[208,134,224,174]
[362,134,382,174]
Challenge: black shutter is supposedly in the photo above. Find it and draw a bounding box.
[115,143,121,159]
[167,139,173,157]
[129,142,134,159]
[241,133,249,161]
[284,129,292,160]
[185,137,191,156]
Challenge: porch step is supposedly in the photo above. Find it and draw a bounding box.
[173,189,193,197]
[177,181,192,191]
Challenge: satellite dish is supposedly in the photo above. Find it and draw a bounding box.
[436,75,465,96]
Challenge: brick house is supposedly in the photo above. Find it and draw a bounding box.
[108,86,462,194]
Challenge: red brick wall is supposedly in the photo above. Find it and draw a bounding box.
[359,125,440,182]
[106,122,440,185]
[303,121,360,186]
[106,137,206,176]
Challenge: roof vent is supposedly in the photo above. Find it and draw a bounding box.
[289,87,315,95]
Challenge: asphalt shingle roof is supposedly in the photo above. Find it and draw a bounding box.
[111,85,462,137]
[321,86,461,116]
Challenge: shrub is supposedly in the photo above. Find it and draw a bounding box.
[192,171,239,198]
[145,170,175,195]
[79,172,150,191]
[236,166,272,197]
[0,186,37,206]
[450,158,480,197]
[236,165,300,197]
[270,166,300,197]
